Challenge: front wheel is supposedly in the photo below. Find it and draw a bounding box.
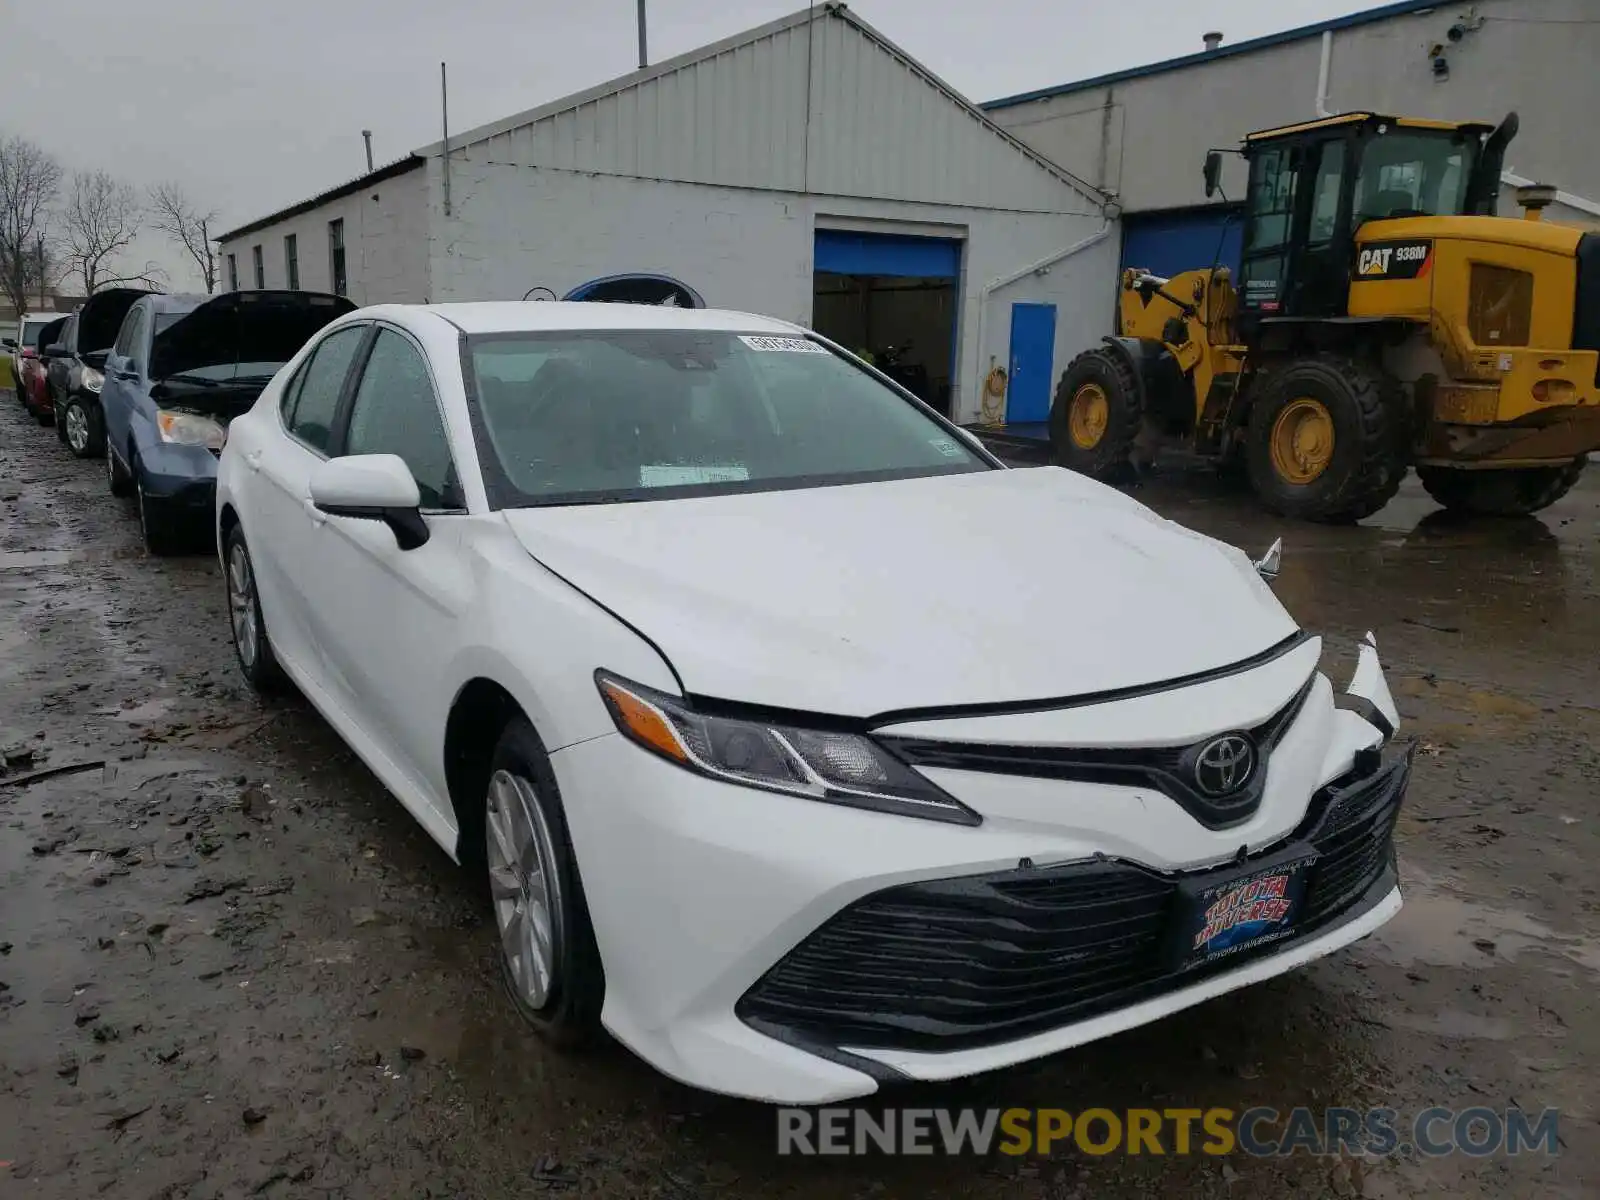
[1049,348,1146,481]
[485,718,604,1048]
[1246,355,1407,522]
[62,397,104,458]
[106,444,133,497]
[224,525,284,690]
[1418,457,1586,516]
[54,400,68,443]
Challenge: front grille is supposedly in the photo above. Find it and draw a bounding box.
[884,677,1314,830]
[738,748,1410,1055]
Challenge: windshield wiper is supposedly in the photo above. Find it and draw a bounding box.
[158,372,222,387]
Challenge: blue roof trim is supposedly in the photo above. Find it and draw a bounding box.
[982,0,1446,110]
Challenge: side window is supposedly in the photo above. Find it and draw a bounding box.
[1308,141,1346,244]
[344,328,460,509]
[116,308,149,369]
[1246,147,1298,252]
[112,306,143,358]
[284,325,366,454]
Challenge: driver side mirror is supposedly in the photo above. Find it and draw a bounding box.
[1203,151,1223,199]
[2,338,16,349]
[309,454,430,550]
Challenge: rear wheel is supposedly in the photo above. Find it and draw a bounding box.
[485,718,604,1048]
[1246,355,1407,522]
[1418,457,1586,516]
[1050,348,1145,480]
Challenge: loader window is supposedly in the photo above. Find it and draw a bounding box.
[1246,147,1298,252]
[1309,142,1347,243]
[1355,132,1471,222]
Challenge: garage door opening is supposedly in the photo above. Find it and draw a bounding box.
[810,231,961,416]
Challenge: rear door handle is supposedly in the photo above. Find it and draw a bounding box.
[244,450,263,472]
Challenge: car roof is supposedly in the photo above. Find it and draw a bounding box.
[357,301,802,337]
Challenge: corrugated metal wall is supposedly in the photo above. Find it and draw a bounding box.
[456,11,1096,216]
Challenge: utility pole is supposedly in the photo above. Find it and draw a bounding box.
[362,130,374,173]
[637,0,648,68]
[441,63,452,217]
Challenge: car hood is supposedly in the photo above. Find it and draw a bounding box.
[79,287,158,354]
[150,290,356,382]
[502,468,1299,719]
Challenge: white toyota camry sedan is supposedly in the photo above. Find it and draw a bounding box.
[215,301,1409,1104]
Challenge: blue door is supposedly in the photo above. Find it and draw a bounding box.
[1005,303,1057,424]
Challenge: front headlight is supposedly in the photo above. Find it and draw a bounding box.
[80,366,103,394]
[595,672,980,826]
[156,409,226,450]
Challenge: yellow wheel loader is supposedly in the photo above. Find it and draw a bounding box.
[1052,111,1600,520]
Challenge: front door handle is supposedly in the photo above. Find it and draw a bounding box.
[302,498,327,527]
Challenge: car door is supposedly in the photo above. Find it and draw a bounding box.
[244,321,370,682]
[47,313,75,407]
[100,304,148,466]
[296,323,473,810]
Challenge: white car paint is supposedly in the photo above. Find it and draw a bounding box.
[217,301,1408,1104]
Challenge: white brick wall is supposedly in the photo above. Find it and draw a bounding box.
[424,157,1116,424]
[220,165,430,304]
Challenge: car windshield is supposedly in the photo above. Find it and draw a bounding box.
[466,330,990,506]
[1354,130,1474,222]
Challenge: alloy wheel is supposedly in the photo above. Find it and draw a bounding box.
[486,768,564,1010]
[65,403,89,453]
[228,543,259,671]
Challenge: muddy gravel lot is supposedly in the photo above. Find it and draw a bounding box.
[2,395,1597,1199]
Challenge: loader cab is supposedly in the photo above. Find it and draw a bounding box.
[1233,112,1506,328]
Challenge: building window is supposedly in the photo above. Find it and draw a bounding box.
[227,253,238,291]
[328,219,347,297]
[252,244,265,288]
[284,234,299,290]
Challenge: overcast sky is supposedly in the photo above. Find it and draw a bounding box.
[4,0,1377,291]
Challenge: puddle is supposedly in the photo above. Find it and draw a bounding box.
[114,696,179,723]
[1386,1010,1519,1041]
[0,549,75,569]
[1371,867,1600,978]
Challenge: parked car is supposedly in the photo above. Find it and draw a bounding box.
[101,290,355,553]
[18,315,66,424]
[215,301,1408,1105]
[6,312,65,403]
[44,288,156,457]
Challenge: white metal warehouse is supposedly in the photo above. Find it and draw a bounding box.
[217,3,1116,426]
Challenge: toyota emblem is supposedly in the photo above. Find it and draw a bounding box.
[1194,734,1256,797]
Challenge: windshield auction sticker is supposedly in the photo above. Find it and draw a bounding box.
[739,335,828,354]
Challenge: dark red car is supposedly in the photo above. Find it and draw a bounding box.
[18,315,65,425]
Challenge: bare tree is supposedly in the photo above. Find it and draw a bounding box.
[0,135,64,313]
[62,169,162,294]
[148,182,221,293]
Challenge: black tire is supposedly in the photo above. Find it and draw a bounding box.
[54,399,68,443]
[1417,456,1586,517]
[1246,355,1407,522]
[1049,348,1145,480]
[485,717,605,1048]
[106,443,133,497]
[32,400,52,427]
[223,524,284,690]
[134,460,189,556]
[61,396,104,458]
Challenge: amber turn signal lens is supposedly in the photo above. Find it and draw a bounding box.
[597,678,689,763]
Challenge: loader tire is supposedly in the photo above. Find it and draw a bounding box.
[1417,456,1586,517]
[1050,348,1144,481]
[1246,355,1407,523]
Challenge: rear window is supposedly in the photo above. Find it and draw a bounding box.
[22,319,54,348]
